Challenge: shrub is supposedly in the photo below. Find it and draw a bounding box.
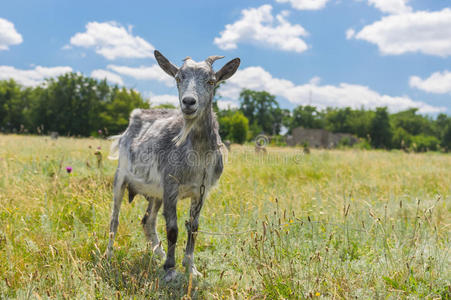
[218,110,249,144]
[352,139,371,150]
[410,134,440,152]
[269,135,287,146]
[392,127,412,149]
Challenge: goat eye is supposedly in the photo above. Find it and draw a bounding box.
[207,80,215,86]
[176,77,181,83]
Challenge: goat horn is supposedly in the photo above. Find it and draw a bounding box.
[205,55,225,65]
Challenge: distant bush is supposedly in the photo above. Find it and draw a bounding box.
[269,135,287,147]
[410,134,440,152]
[352,139,372,150]
[338,137,351,148]
[392,127,412,149]
[218,110,249,144]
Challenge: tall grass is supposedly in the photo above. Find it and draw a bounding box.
[0,134,449,298]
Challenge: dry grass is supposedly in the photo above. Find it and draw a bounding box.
[0,134,450,299]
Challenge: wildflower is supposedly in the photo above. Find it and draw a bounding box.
[94,150,103,168]
[97,146,101,150]
[65,166,73,174]
[98,129,102,135]
[315,292,321,297]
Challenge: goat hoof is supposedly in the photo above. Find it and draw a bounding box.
[188,266,202,277]
[184,262,202,277]
[153,245,165,259]
[163,269,178,282]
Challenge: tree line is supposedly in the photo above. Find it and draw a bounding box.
[217,89,451,152]
[0,73,149,136]
[1,73,450,151]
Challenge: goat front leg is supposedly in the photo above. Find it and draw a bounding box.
[106,171,126,259]
[182,194,205,277]
[162,187,179,282]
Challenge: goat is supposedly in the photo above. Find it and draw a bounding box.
[106,50,240,282]
[224,140,231,151]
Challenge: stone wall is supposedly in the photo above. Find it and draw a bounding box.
[286,128,358,148]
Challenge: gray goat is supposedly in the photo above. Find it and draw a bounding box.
[106,50,240,282]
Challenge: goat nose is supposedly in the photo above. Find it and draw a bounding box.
[182,97,196,106]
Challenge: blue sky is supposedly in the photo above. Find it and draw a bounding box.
[1,0,450,114]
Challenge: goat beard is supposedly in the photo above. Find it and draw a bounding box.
[173,102,215,147]
[173,117,196,147]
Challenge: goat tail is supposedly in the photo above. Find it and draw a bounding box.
[108,134,122,160]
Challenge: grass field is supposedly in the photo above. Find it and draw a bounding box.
[0,134,450,299]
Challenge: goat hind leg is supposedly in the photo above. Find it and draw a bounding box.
[106,171,125,259]
[183,196,204,277]
[142,197,165,258]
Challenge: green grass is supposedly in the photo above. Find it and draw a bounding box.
[0,134,450,299]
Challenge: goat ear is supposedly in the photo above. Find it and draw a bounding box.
[154,50,178,77]
[215,58,240,83]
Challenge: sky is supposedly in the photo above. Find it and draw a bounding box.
[1,0,450,114]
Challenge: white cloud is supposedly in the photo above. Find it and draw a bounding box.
[218,66,445,113]
[275,0,330,10]
[309,76,321,85]
[368,0,411,14]
[217,100,238,110]
[352,8,451,57]
[0,65,72,86]
[214,5,309,53]
[409,71,451,94]
[107,64,174,86]
[0,18,23,50]
[346,28,356,39]
[90,69,124,85]
[149,94,179,106]
[69,21,154,60]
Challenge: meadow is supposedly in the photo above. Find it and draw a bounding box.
[0,134,450,299]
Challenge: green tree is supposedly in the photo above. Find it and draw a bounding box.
[442,125,451,151]
[411,134,440,152]
[218,109,249,144]
[289,105,324,132]
[31,73,148,136]
[100,87,149,135]
[323,107,372,136]
[0,80,32,132]
[32,73,104,135]
[369,107,392,148]
[435,113,451,150]
[324,107,353,133]
[392,127,412,149]
[239,89,281,135]
[391,108,434,136]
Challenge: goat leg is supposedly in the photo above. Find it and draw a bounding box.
[162,187,179,281]
[106,171,126,259]
[183,195,204,276]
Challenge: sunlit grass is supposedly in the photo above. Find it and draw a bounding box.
[0,134,450,298]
